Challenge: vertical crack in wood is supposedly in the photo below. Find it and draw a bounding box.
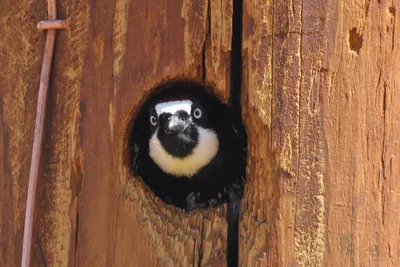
[73,100,85,265]
[390,6,396,51]
[229,0,243,112]
[381,83,388,182]
[381,82,388,226]
[270,0,275,151]
[226,0,243,266]
[202,0,210,82]
[197,218,206,267]
[297,0,303,187]
[231,0,243,265]
[294,0,304,264]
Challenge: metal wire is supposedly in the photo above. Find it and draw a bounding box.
[21,1,66,266]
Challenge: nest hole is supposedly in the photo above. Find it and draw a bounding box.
[123,78,247,212]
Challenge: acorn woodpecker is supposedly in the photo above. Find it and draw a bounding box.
[126,79,247,267]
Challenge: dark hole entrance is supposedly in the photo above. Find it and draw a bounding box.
[348,27,363,54]
[124,79,247,212]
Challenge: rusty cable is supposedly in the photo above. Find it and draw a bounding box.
[21,1,66,266]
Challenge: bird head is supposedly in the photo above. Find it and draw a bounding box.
[148,97,219,177]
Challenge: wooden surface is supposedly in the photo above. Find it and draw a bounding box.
[0,0,399,266]
[1,0,232,266]
[242,0,400,266]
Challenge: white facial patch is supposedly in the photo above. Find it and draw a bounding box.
[149,127,219,177]
[155,100,193,116]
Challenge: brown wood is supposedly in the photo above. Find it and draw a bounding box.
[1,0,232,266]
[242,0,400,266]
[20,1,67,266]
[0,1,46,265]
[1,0,400,266]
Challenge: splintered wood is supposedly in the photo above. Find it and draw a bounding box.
[242,0,400,266]
[0,0,399,266]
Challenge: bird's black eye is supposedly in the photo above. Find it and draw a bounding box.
[150,115,157,126]
[193,108,202,119]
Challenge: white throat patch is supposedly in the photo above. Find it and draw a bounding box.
[155,100,193,116]
[149,127,219,177]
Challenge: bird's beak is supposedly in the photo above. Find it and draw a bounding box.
[163,115,187,135]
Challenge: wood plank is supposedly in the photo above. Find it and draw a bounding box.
[242,0,400,266]
[27,0,232,266]
[4,0,399,266]
[0,1,47,266]
[242,0,301,265]
[324,1,400,266]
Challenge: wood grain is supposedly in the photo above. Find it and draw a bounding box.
[1,0,232,266]
[242,0,400,266]
[0,1,46,266]
[1,0,400,266]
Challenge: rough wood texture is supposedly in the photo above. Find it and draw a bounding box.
[0,1,47,265]
[242,0,400,266]
[1,0,400,266]
[1,0,232,266]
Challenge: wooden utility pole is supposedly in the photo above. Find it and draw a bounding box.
[242,1,400,266]
[0,0,399,266]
